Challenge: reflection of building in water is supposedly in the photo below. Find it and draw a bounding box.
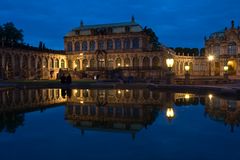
[65,89,164,138]
[205,95,240,132]
[0,89,66,133]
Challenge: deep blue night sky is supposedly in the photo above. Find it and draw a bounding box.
[1,0,240,50]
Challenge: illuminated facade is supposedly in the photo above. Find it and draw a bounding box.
[0,19,239,80]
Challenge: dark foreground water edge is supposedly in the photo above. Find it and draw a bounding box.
[0,88,240,160]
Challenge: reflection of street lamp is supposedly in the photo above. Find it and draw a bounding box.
[184,65,190,84]
[224,65,229,81]
[208,55,214,76]
[208,94,213,101]
[166,57,174,84]
[166,108,175,121]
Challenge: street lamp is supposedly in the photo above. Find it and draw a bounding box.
[224,65,229,81]
[166,58,174,71]
[184,65,190,84]
[208,55,214,76]
[166,57,174,84]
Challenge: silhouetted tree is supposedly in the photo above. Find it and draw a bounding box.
[143,26,161,50]
[0,22,23,47]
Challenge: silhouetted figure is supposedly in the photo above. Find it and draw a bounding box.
[66,89,72,98]
[60,74,66,84]
[66,74,72,84]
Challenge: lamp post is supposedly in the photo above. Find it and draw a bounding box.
[184,65,190,85]
[208,55,214,76]
[224,65,229,81]
[166,58,174,84]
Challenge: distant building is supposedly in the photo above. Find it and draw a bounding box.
[0,19,239,80]
[205,20,240,76]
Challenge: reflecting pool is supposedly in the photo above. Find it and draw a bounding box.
[0,88,240,160]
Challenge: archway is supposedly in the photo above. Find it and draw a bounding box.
[133,57,139,68]
[143,57,150,68]
[227,60,237,75]
[115,58,121,68]
[75,59,80,70]
[22,55,28,79]
[5,54,13,79]
[82,59,88,70]
[14,54,21,77]
[124,57,130,67]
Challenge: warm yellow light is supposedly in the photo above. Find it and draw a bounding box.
[185,65,190,72]
[86,65,89,68]
[185,94,190,100]
[43,65,46,68]
[166,58,174,68]
[74,64,77,68]
[125,89,129,92]
[208,94,213,101]
[208,55,214,61]
[80,100,84,104]
[126,64,129,67]
[118,63,121,67]
[224,66,229,72]
[118,90,121,94]
[80,53,83,56]
[166,108,175,118]
[73,89,78,95]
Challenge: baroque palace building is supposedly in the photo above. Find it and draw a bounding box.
[0,18,239,80]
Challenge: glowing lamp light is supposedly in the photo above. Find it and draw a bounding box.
[224,66,229,72]
[117,63,121,67]
[185,94,190,100]
[166,58,174,68]
[73,89,78,95]
[43,65,46,68]
[126,64,129,67]
[185,65,190,72]
[166,108,175,119]
[80,100,84,104]
[117,90,121,94]
[125,89,129,92]
[208,94,213,101]
[208,55,214,61]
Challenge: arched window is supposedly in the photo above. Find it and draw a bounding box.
[82,59,88,70]
[228,42,237,55]
[124,57,130,67]
[107,40,113,50]
[90,41,95,51]
[143,57,150,68]
[115,58,121,67]
[133,57,139,68]
[61,59,65,68]
[55,59,59,68]
[67,41,72,52]
[115,39,121,50]
[98,40,104,50]
[82,41,88,51]
[132,38,139,49]
[75,41,80,51]
[124,39,130,49]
